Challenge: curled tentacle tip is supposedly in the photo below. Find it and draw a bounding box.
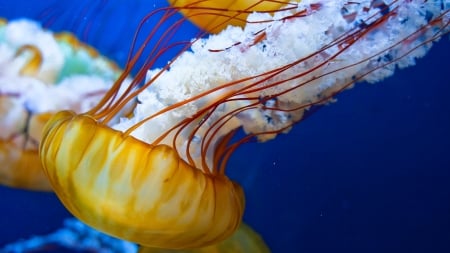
[14,45,43,77]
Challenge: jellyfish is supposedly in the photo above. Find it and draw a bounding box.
[2,2,270,251]
[168,0,301,33]
[38,0,448,250]
[0,19,131,190]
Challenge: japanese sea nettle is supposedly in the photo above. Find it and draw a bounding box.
[39,0,449,249]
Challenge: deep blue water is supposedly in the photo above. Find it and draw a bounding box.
[1,1,449,252]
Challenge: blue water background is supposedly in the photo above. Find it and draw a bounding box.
[1,1,449,252]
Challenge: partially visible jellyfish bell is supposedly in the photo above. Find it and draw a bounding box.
[168,0,300,33]
[0,19,130,191]
[139,223,270,253]
[39,0,448,250]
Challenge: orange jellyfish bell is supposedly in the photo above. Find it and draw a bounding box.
[0,19,127,191]
[167,0,301,33]
[39,0,448,250]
